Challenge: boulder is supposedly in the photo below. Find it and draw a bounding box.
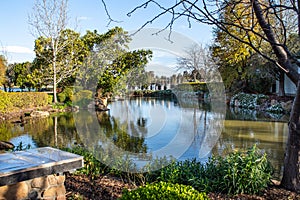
[281,100,293,113]
[0,141,14,150]
[270,99,278,106]
[95,97,109,111]
[30,111,50,118]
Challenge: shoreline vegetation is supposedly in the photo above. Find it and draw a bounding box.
[0,88,294,123]
[63,146,300,200]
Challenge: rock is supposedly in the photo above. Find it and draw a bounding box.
[0,141,14,150]
[95,97,109,111]
[87,101,95,109]
[30,111,50,118]
[270,99,278,106]
[234,99,239,107]
[281,100,293,113]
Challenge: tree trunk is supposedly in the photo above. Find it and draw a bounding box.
[53,52,57,104]
[278,71,286,97]
[281,79,300,191]
[252,0,300,191]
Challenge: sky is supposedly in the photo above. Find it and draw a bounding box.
[0,0,214,76]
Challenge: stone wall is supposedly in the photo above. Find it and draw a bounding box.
[0,174,66,200]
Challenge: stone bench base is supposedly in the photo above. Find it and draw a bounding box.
[0,147,83,200]
[0,174,66,200]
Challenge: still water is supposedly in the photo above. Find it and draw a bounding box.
[0,98,288,177]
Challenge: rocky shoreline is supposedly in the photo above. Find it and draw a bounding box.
[0,105,78,123]
[229,93,294,114]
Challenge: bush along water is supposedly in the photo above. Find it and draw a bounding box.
[150,145,273,195]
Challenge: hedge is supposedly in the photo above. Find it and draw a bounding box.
[0,91,48,113]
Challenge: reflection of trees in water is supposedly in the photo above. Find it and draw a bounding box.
[0,114,80,148]
[96,111,147,154]
[0,122,25,141]
[25,114,79,148]
[212,120,288,178]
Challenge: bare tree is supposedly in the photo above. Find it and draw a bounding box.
[101,0,300,191]
[177,44,206,82]
[28,0,69,103]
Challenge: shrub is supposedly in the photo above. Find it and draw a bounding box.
[63,146,104,179]
[153,145,273,195]
[230,93,269,109]
[266,103,284,113]
[120,181,209,200]
[155,159,207,191]
[210,145,273,194]
[58,87,74,103]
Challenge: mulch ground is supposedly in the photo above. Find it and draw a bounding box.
[65,174,300,200]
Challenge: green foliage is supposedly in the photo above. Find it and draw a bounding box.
[47,94,53,104]
[120,181,209,200]
[8,62,37,89]
[58,87,74,103]
[64,145,272,196]
[73,90,93,108]
[153,145,272,195]
[64,146,104,179]
[0,92,48,113]
[0,55,7,86]
[175,82,208,92]
[212,145,273,194]
[97,49,152,98]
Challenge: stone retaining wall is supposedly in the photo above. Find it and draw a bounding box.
[0,174,66,200]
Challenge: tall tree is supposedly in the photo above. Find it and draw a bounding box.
[177,44,207,82]
[77,27,131,91]
[32,29,87,92]
[102,0,300,191]
[29,0,75,103]
[0,55,6,87]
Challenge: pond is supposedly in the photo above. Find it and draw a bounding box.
[0,97,288,177]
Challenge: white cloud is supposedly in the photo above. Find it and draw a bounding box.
[146,63,177,77]
[1,46,33,54]
[77,16,91,21]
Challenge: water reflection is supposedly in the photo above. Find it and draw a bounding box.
[0,114,79,149]
[213,120,288,178]
[73,97,224,171]
[0,98,288,176]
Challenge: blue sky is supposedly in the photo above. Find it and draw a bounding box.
[0,0,213,75]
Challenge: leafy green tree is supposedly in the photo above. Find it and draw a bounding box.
[29,0,82,103]
[8,62,36,90]
[210,0,277,94]
[0,55,7,87]
[77,27,131,90]
[77,27,152,100]
[97,49,152,98]
[32,29,88,96]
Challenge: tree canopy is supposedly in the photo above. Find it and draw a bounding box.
[0,55,7,86]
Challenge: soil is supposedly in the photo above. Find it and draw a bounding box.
[65,174,300,200]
